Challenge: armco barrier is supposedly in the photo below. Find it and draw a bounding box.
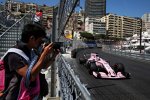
[56,54,92,100]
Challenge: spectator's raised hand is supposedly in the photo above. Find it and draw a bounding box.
[42,43,54,56]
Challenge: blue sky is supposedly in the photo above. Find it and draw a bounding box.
[106,0,150,17]
[1,0,149,17]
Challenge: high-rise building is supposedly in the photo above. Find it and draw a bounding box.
[5,1,37,13]
[142,13,150,32]
[85,17,106,34]
[101,13,141,38]
[142,13,150,22]
[85,0,106,18]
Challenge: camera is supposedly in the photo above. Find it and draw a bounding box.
[53,42,62,50]
[42,38,62,50]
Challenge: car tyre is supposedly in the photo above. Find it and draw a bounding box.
[79,57,86,64]
[97,64,107,74]
[88,70,93,75]
[85,61,91,69]
[71,51,76,58]
[95,72,101,79]
[90,62,98,71]
[124,72,131,79]
[113,63,125,73]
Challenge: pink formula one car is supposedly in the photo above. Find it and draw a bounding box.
[79,53,131,79]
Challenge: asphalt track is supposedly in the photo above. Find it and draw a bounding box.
[65,48,150,100]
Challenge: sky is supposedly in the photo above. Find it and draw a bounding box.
[1,0,149,17]
[106,0,150,17]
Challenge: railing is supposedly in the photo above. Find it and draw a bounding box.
[103,45,150,62]
[0,10,34,57]
[56,54,92,100]
[0,10,9,27]
[0,10,21,28]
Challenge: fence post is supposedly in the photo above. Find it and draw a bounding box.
[50,6,58,97]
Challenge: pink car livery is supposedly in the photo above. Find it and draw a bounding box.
[79,53,131,79]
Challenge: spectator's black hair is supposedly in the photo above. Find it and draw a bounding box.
[36,9,39,12]
[21,23,46,43]
[40,9,43,12]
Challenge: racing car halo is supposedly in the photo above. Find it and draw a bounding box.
[79,53,131,79]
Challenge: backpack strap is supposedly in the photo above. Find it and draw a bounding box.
[25,48,43,88]
[25,54,38,88]
[0,48,30,96]
[1,48,29,62]
[1,48,40,89]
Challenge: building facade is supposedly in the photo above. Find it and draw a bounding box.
[142,13,150,22]
[142,13,150,32]
[85,17,106,34]
[65,11,85,39]
[101,13,141,38]
[4,1,53,28]
[85,0,106,18]
[5,1,37,13]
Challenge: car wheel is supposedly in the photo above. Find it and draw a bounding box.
[97,64,107,73]
[113,63,125,73]
[95,72,101,79]
[124,72,131,79]
[88,70,93,75]
[90,62,98,71]
[85,62,90,69]
[79,58,86,64]
[71,51,76,58]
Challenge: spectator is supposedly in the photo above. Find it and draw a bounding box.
[1,23,59,100]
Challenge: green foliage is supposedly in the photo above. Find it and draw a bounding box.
[79,32,125,41]
[94,34,107,39]
[80,32,110,40]
[79,32,94,40]
[108,37,125,41]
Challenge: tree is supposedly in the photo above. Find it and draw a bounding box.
[94,34,107,40]
[79,32,94,40]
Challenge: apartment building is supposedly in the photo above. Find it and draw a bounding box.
[142,13,150,32]
[101,13,141,38]
[63,10,85,40]
[65,11,85,32]
[38,6,53,27]
[85,17,106,34]
[84,0,106,35]
[5,1,36,13]
[4,1,53,28]
[142,13,150,22]
[85,0,106,18]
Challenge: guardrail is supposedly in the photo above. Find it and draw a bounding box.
[56,54,92,100]
[103,45,150,62]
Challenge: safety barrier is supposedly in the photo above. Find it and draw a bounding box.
[56,54,92,100]
[103,45,150,62]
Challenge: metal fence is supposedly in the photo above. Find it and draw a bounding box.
[0,10,34,57]
[56,54,92,100]
[57,0,79,38]
[103,45,150,62]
